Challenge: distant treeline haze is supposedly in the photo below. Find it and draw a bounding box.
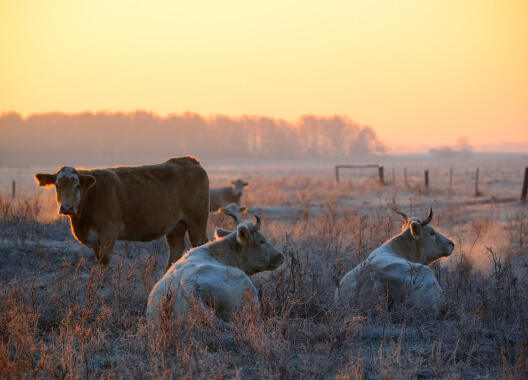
[0,111,386,165]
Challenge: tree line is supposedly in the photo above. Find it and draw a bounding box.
[0,111,386,165]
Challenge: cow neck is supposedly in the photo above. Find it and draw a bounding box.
[205,235,243,270]
[78,183,102,214]
[68,186,94,235]
[386,230,423,264]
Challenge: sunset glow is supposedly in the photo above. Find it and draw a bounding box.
[1,0,527,151]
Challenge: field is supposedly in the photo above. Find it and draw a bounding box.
[1,154,527,379]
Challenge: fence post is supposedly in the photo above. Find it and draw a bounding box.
[378,165,384,184]
[425,170,429,188]
[12,181,15,199]
[335,166,340,183]
[521,167,528,201]
[449,168,453,193]
[475,168,482,196]
[404,168,407,188]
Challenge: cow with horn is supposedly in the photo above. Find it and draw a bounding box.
[147,213,284,323]
[335,208,454,316]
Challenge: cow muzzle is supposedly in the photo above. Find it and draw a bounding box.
[443,241,455,257]
[270,253,285,268]
[59,204,76,215]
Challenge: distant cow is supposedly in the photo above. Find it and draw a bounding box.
[209,179,248,211]
[218,203,246,218]
[35,156,210,271]
[146,213,284,323]
[335,209,454,316]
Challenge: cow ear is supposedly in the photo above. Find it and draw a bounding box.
[239,206,246,213]
[243,182,249,187]
[236,225,252,245]
[409,221,422,240]
[214,227,231,239]
[35,173,56,188]
[80,175,96,189]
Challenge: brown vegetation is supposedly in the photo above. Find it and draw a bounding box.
[1,172,527,378]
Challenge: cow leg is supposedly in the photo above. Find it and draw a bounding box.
[187,214,209,248]
[94,232,117,269]
[93,242,115,268]
[165,221,187,272]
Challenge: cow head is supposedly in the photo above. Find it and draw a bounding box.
[35,167,96,216]
[396,208,455,265]
[215,213,284,276]
[230,179,249,198]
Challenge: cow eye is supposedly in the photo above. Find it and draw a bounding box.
[260,239,265,244]
[430,231,436,236]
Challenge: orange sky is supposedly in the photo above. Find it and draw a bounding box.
[1,0,527,151]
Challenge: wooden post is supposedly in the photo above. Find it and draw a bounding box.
[392,168,395,184]
[378,165,384,184]
[335,166,340,183]
[475,168,482,196]
[425,170,429,188]
[12,181,15,199]
[404,168,408,188]
[521,167,528,201]
[449,168,453,193]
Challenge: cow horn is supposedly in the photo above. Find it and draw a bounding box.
[420,208,433,226]
[396,211,408,222]
[225,212,240,225]
[251,215,261,232]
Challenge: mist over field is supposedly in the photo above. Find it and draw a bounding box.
[0,111,387,166]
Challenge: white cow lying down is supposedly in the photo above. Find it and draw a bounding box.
[147,213,284,323]
[335,208,454,316]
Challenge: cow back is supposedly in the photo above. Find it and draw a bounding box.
[76,157,209,243]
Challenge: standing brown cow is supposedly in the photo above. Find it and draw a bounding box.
[35,156,210,271]
[209,179,248,211]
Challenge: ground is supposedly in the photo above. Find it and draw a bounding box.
[1,153,527,378]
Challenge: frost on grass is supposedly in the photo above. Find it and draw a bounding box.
[1,171,527,379]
